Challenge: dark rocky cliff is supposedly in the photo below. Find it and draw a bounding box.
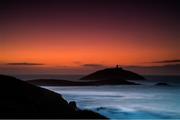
[0,75,107,119]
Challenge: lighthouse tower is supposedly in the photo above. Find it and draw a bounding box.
[116,65,119,69]
[116,65,122,70]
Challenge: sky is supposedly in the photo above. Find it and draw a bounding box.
[0,0,179,75]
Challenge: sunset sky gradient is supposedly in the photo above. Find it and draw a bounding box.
[0,0,179,74]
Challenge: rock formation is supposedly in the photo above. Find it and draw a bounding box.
[0,75,107,119]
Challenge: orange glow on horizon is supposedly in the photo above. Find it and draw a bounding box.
[1,33,179,67]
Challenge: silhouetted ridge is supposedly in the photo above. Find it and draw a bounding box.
[80,67,145,81]
[28,67,142,86]
[0,74,107,119]
[28,78,138,86]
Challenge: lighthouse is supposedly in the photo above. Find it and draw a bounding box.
[116,65,119,69]
[116,65,122,70]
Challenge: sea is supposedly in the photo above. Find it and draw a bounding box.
[14,74,180,119]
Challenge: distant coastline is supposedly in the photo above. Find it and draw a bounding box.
[28,78,139,86]
[28,67,144,86]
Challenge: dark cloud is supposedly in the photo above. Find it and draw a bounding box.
[126,64,180,68]
[6,62,44,66]
[81,64,105,68]
[73,61,82,64]
[151,59,180,63]
[124,64,180,75]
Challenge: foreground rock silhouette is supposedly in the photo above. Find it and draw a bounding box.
[0,75,107,119]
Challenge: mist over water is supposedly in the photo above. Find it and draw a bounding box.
[12,74,180,119]
[44,85,180,119]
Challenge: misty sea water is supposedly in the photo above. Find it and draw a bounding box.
[15,74,180,119]
[43,85,180,119]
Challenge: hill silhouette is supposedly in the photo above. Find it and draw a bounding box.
[28,78,138,86]
[80,67,145,81]
[28,67,142,86]
[0,74,107,119]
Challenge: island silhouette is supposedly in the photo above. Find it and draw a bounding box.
[80,65,145,81]
[28,66,145,86]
